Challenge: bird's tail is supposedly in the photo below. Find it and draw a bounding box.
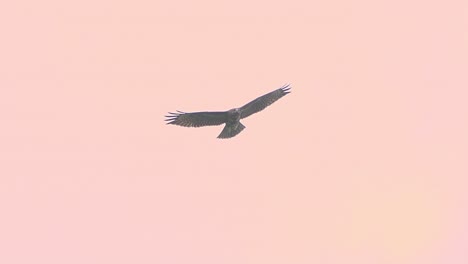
[218,122,245,139]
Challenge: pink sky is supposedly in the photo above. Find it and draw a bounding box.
[1,0,467,263]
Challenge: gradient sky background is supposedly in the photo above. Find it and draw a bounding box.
[1,0,468,263]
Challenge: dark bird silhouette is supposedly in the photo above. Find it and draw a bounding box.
[165,84,291,138]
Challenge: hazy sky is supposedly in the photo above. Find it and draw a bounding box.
[1,0,467,263]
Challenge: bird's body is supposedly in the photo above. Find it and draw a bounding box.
[165,84,291,138]
[226,108,241,124]
[218,108,244,138]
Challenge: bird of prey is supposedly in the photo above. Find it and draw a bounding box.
[165,84,291,138]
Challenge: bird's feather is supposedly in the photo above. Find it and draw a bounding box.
[240,84,291,119]
[165,111,227,127]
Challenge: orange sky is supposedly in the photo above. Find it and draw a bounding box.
[1,0,467,263]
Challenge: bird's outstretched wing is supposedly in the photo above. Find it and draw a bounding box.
[240,84,291,119]
[165,111,227,127]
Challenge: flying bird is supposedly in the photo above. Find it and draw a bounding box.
[165,84,291,138]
